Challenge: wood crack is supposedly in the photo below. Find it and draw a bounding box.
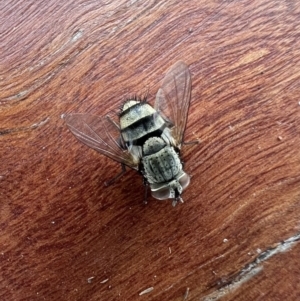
[202,232,300,300]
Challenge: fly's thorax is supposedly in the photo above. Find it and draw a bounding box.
[142,142,182,184]
[119,100,155,129]
[119,100,166,146]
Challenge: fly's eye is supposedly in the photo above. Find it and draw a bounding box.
[178,173,190,190]
[151,187,170,200]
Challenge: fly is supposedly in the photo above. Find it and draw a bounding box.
[64,61,194,206]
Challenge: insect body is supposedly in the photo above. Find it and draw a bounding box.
[65,61,193,206]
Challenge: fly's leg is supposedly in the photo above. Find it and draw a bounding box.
[104,164,126,186]
[143,178,149,204]
[172,189,184,207]
[182,139,199,146]
[176,139,198,153]
[172,197,184,207]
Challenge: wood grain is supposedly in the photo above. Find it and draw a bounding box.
[1,0,300,300]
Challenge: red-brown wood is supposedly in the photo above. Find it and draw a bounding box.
[1,0,300,300]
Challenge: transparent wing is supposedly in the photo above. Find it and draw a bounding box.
[64,113,139,170]
[155,61,192,147]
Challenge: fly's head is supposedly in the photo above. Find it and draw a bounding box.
[150,171,190,206]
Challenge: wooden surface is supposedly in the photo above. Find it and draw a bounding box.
[1,0,300,300]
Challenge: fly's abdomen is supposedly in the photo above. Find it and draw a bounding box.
[120,100,166,146]
[142,142,182,184]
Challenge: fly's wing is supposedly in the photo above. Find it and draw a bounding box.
[155,61,191,147]
[64,113,139,170]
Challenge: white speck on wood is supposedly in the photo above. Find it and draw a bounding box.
[183,287,190,300]
[71,30,83,42]
[139,287,154,295]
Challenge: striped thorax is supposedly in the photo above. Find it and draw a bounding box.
[120,100,166,146]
